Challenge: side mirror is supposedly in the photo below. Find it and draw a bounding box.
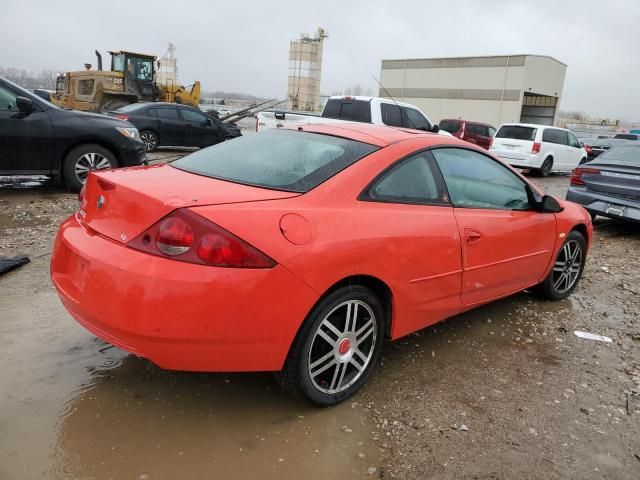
[431,124,440,134]
[541,195,563,213]
[16,96,35,114]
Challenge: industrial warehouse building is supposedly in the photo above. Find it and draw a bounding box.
[379,54,567,127]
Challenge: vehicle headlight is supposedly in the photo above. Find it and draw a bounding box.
[116,127,141,142]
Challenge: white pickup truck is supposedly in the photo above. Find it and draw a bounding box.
[256,96,448,135]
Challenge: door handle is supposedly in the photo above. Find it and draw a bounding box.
[465,228,483,243]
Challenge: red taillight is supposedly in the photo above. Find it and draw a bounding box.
[78,184,86,204]
[531,142,541,154]
[128,209,275,268]
[115,114,128,121]
[488,137,494,149]
[570,167,600,186]
[584,144,593,154]
[156,217,193,255]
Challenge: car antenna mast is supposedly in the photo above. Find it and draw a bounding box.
[372,75,417,130]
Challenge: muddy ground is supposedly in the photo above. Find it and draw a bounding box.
[0,158,639,480]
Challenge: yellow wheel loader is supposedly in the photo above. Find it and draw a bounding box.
[51,50,200,112]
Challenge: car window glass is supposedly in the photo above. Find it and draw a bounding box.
[365,154,440,204]
[381,103,402,127]
[488,127,496,137]
[0,85,18,111]
[155,108,179,120]
[181,109,208,123]
[496,126,537,141]
[401,108,430,130]
[439,120,461,134]
[568,132,580,148]
[432,148,530,210]
[598,145,640,166]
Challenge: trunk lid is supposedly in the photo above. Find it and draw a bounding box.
[584,163,640,200]
[491,125,538,159]
[79,164,300,243]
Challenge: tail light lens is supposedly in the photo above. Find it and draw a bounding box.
[584,144,593,154]
[128,209,275,268]
[531,142,541,154]
[570,167,600,186]
[115,114,129,121]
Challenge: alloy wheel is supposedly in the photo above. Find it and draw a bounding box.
[307,300,377,395]
[141,132,157,151]
[74,153,111,184]
[552,239,583,294]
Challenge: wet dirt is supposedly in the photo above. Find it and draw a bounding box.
[1,172,639,479]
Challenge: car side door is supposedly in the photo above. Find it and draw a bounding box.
[431,147,556,306]
[179,108,218,147]
[150,106,183,146]
[0,83,53,173]
[474,125,493,150]
[567,131,585,167]
[358,151,462,338]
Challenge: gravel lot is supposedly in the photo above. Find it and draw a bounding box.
[0,159,638,479]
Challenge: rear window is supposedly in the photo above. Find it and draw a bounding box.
[439,120,462,134]
[171,129,379,193]
[496,126,537,141]
[597,145,640,167]
[614,134,639,140]
[323,99,372,123]
[116,102,147,113]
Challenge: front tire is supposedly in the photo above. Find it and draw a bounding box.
[536,230,586,300]
[63,144,117,192]
[279,286,385,406]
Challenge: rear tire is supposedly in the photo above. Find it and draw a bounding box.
[63,144,117,192]
[539,157,553,177]
[140,130,159,152]
[535,230,586,300]
[278,285,385,406]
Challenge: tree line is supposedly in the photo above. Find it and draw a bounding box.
[1,67,59,90]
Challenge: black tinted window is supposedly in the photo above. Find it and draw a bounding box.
[323,99,371,123]
[181,109,208,123]
[496,126,537,141]
[381,104,402,127]
[440,120,462,134]
[433,148,529,210]
[401,108,430,130]
[364,154,440,204]
[153,108,179,119]
[467,124,486,136]
[598,145,640,166]
[172,129,379,193]
[614,134,639,140]
[542,129,568,145]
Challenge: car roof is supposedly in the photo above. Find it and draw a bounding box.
[440,118,496,128]
[498,122,567,131]
[295,123,461,147]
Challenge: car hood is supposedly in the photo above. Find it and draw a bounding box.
[57,108,133,128]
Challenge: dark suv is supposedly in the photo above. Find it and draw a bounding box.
[439,119,496,150]
[0,77,145,191]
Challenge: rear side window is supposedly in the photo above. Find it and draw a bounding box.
[362,154,441,204]
[467,124,487,136]
[381,104,402,127]
[439,120,462,134]
[153,107,179,119]
[614,134,638,140]
[171,129,379,193]
[496,126,537,141]
[542,129,569,145]
[180,109,208,123]
[323,99,372,123]
[488,127,496,137]
[401,107,430,130]
[117,103,147,113]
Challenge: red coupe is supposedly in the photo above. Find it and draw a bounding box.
[51,124,592,406]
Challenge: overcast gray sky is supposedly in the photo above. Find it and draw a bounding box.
[2,0,638,120]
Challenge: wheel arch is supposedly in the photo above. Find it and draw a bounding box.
[57,137,122,181]
[571,223,590,249]
[316,274,394,338]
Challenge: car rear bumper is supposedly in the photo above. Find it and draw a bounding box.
[491,151,541,169]
[50,214,319,372]
[566,187,640,222]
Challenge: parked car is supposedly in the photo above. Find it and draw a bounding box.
[579,137,632,163]
[105,102,242,152]
[490,123,587,176]
[51,123,592,406]
[439,119,496,149]
[0,76,145,191]
[256,95,450,136]
[567,144,640,223]
[29,88,54,102]
[613,133,639,141]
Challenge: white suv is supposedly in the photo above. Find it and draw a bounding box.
[490,123,587,176]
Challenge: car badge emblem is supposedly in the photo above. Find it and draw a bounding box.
[96,195,105,209]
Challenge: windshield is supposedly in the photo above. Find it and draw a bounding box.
[496,125,537,141]
[126,56,153,81]
[597,145,640,167]
[171,129,379,193]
